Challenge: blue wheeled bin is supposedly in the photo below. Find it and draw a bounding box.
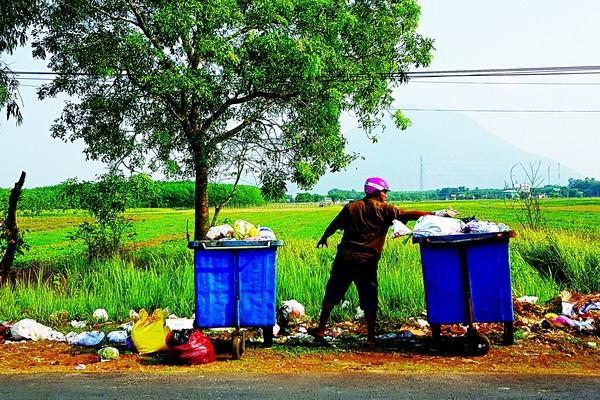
[412,231,515,355]
[188,239,283,359]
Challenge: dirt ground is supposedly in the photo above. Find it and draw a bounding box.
[2,311,600,376]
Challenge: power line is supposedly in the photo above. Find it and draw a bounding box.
[395,108,600,113]
[10,64,600,80]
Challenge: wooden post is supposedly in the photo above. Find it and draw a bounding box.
[0,171,26,277]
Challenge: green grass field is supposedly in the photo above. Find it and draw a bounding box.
[2,198,600,326]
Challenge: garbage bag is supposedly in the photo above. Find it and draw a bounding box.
[276,306,290,336]
[412,215,465,237]
[167,328,194,347]
[11,319,65,342]
[282,299,306,318]
[131,308,171,355]
[107,330,128,344]
[98,346,120,360]
[67,331,105,346]
[258,226,276,240]
[93,308,109,321]
[232,219,259,239]
[167,329,216,365]
[391,220,412,238]
[206,224,234,240]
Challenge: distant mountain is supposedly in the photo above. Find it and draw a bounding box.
[291,110,583,194]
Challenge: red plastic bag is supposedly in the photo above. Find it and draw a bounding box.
[167,329,216,365]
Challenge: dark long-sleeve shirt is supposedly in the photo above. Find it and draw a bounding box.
[321,197,432,256]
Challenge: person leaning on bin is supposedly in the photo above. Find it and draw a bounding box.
[309,177,460,346]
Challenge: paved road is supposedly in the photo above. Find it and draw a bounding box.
[2,372,600,399]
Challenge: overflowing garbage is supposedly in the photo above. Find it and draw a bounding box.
[206,219,276,241]
[392,215,512,238]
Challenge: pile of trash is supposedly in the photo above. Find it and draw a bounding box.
[0,307,215,366]
[2,292,599,366]
[206,219,276,241]
[515,291,600,334]
[392,214,512,238]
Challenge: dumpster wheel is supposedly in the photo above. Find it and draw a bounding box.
[231,331,246,360]
[467,329,490,356]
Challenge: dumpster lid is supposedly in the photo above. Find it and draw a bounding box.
[188,239,284,249]
[412,230,515,244]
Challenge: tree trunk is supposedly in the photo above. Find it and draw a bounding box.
[1,171,26,277]
[194,165,210,240]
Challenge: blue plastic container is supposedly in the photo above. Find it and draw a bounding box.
[188,240,283,329]
[413,231,514,326]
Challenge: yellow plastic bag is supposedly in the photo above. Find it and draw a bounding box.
[232,219,258,239]
[131,309,171,355]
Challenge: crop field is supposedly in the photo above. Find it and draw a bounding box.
[2,198,600,326]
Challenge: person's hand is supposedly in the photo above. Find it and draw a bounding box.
[434,206,461,218]
[316,238,328,248]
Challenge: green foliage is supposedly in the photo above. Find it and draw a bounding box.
[514,229,600,293]
[62,173,158,260]
[568,177,600,197]
[0,0,41,124]
[32,0,434,238]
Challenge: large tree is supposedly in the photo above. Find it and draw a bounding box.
[33,0,433,239]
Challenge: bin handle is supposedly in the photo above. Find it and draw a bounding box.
[199,241,275,250]
[417,231,515,244]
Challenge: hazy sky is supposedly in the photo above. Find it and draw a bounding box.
[1,0,600,188]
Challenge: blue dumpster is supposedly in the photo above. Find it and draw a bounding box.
[188,239,283,359]
[413,231,515,355]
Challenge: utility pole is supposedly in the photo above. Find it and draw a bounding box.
[419,156,424,192]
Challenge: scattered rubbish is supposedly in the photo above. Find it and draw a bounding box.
[107,330,128,344]
[11,319,65,342]
[516,296,538,303]
[120,321,135,332]
[282,299,306,318]
[416,319,429,328]
[276,306,291,336]
[129,309,140,321]
[288,332,325,344]
[376,333,397,340]
[93,308,109,321]
[74,364,86,370]
[71,320,86,329]
[165,318,194,331]
[355,307,364,320]
[98,346,120,361]
[67,331,105,346]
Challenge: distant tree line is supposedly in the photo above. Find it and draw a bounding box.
[0,175,268,214]
[1,175,598,215]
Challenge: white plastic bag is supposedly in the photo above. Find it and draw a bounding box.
[258,226,276,240]
[412,215,465,237]
[11,319,65,342]
[206,224,234,240]
[282,299,306,318]
[391,220,412,238]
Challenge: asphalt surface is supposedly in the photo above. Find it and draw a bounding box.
[2,372,600,399]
